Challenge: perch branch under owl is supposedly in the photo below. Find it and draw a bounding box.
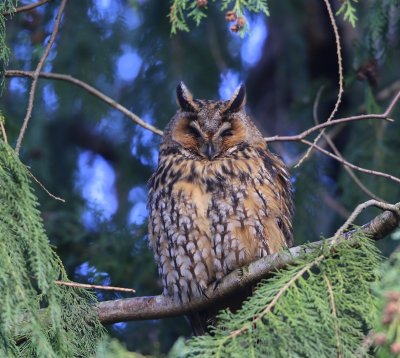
[97,203,400,324]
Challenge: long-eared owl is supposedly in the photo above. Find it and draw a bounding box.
[148,82,293,328]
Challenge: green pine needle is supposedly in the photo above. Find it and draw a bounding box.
[175,234,382,357]
[169,0,270,36]
[0,139,106,357]
[336,0,358,28]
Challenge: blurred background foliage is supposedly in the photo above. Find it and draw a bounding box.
[2,0,400,354]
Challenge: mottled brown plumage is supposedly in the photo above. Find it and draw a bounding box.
[148,82,293,333]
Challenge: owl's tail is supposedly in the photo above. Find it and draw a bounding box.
[187,312,212,336]
[186,286,253,336]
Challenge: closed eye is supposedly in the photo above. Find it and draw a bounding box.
[188,126,202,138]
[188,122,203,138]
[220,128,233,137]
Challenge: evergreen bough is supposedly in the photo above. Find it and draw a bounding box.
[174,234,382,357]
[0,1,17,87]
[0,139,105,357]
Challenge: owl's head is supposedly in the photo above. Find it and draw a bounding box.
[162,82,266,160]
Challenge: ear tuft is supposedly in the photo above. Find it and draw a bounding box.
[176,82,198,112]
[224,83,246,113]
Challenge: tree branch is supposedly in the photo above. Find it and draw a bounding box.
[3,0,52,16]
[312,86,385,201]
[97,204,400,324]
[299,138,400,185]
[5,70,164,136]
[295,0,344,167]
[15,0,67,155]
[264,111,395,143]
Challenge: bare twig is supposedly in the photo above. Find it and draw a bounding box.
[312,87,384,201]
[296,0,344,167]
[97,205,400,324]
[265,112,395,143]
[0,117,8,144]
[6,69,399,146]
[15,0,68,155]
[324,136,384,201]
[55,280,135,293]
[27,170,65,202]
[3,0,52,16]
[332,200,400,242]
[383,88,400,117]
[5,70,163,136]
[324,274,342,358]
[300,138,400,185]
[319,191,351,219]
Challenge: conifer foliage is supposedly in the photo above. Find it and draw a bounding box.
[0,139,105,357]
[177,235,383,357]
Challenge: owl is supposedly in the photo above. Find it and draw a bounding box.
[148,82,293,333]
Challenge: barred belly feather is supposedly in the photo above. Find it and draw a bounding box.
[148,145,292,303]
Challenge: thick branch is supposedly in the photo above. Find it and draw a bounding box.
[98,206,400,324]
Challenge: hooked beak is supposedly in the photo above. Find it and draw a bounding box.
[205,142,216,160]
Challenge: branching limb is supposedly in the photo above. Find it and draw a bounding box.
[264,108,396,143]
[295,0,344,167]
[312,87,384,201]
[300,138,400,185]
[27,170,65,202]
[5,70,164,136]
[15,0,68,155]
[3,0,52,16]
[332,200,400,242]
[324,136,384,201]
[97,204,400,324]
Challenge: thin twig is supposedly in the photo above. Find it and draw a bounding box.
[295,0,344,167]
[27,170,65,202]
[15,0,68,155]
[0,117,8,144]
[319,191,351,219]
[265,111,395,143]
[54,280,136,293]
[5,70,163,136]
[300,138,400,185]
[324,137,385,201]
[230,256,324,339]
[312,87,384,201]
[324,274,342,358]
[332,200,400,242]
[3,0,52,16]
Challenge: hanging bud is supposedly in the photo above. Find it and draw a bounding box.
[373,333,387,346]
[391,342,400,355]
[196,0,207,7]
[230,24,239,32]
[225,10,237,22]
[385,291,400,301]
[237,16,246,28]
